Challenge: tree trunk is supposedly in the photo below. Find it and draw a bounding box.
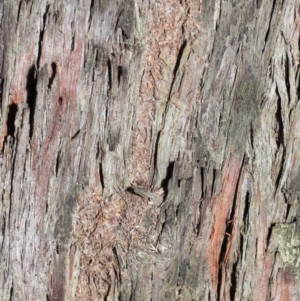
[1,0,300,300]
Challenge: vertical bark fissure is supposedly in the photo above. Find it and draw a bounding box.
[274,86,286,191]
[26,66,37,139]
[262,0,277,53]
[37,5,49,69]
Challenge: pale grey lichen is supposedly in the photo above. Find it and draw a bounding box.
[270,219,300,268]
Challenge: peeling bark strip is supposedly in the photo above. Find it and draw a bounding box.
[1,0,300,300]
[208,156,243,291]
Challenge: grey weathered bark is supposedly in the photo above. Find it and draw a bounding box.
[0,0,300,300]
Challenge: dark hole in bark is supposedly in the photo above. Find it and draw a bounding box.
[58,97,63,105]
[250,122,254,149]
[71,35,75,51]
[117,65,122,85]
[107,59,112,92]
[1,217,5,239]
[118,66,127,86]
[266,223,276,249]
[175,203,181,217]
[26,65,37,138]
[230,261,238,300]
[275,153,285,190]
[211,168,217,196]
[121,28,128,40]
[167,40,187,100]
[6,103,18,138]
[284,53,291,102]
[285,203,291,221]
[0,78,4,108]
[9,285,13,301]
[104,295,108,301]
[99,162,105,189]
[161,161,175,197]
[151,131,161,185]
[239,231,244,263]
[297,75,300,102]
[17,1,22,22]
[48,62,57,89]
[200,167,205,198]
[89,0,94,25]
[275,87,284,148]
[173,40,186,79]
[55,151,60,175]
[243,191,251,228]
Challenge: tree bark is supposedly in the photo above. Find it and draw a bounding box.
[1,0,300,300]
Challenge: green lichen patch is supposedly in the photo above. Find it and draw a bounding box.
[269,219,300,268]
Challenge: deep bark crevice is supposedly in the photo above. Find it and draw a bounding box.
[6,103,17,139]
[211,168,217,196]
[285,202,291,221]
[150,130,161,185]
[48,62,57,89]
[284,52,291,103]
[168,40,187,101]
[71,22,75,52]
[275,147,286,191]
[200,167,205,198]
[262,0,277,53]
[1,216,5,251]
[26,65,37,138]
[243,191,251,232]
[99,161,105,189]
[9,285,13,301]
[70,130,80,140]
[88,0,94,30]
[115,10,123,33]
[266,223,276,249]
[0,78,4,109]
[17,1,22,23]
[249,122,254,150]
[107,58,112,93]
[55,150,61,176]
[160,161,175,198]
[230,260,238,301]
[37,5,50,68]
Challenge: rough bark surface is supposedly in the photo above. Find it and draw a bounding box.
[0,0,300,300]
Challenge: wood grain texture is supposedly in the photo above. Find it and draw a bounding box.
[0,0,300,300]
